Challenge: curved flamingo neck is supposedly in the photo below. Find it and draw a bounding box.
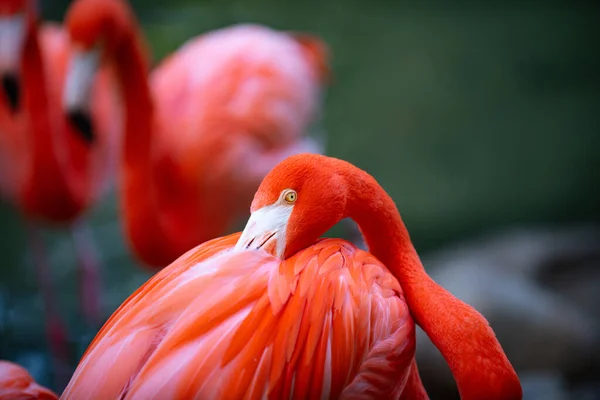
[109,20,171,266]
[336,162,522,400]
[21,23,51,173]
[22,24,49,146]
[20,20,80,218]
[112,29,153,166]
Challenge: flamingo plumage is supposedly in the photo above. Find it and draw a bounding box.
[0,0,119,385]
[62,0,329,269]
[0,360,58,399]
[60,154,522,400]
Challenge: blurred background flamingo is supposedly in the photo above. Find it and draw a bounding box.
[0,0,120,387]
[0,360,57,399]
[62,0,329,269]
[0,0,598,398]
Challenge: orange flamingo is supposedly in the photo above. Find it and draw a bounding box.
[60,154,522,400]
[0,360,58,399]
[62,0,329,269]
[0,0,119,383]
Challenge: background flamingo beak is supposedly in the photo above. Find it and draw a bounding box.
[0,15,26,113]
[63,48,100,144]
[1,73,20,111]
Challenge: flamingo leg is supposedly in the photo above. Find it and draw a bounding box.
[70,219,102,330]
[24,221,71,389]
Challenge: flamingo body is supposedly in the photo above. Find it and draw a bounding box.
[61,234,416,399]
[0,361,58,400]
[152,24,320,154]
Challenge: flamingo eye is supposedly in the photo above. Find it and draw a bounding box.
[282,189,297,204]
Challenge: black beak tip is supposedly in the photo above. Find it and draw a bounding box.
[1,74,21,113]
[67,109,95,144]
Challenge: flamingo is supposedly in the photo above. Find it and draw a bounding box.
[0,0,119,384]
[0,360,58,399]
[62,0,329,269]
[60,154,522,399]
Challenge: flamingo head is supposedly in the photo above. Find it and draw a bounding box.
[0,0,37,112]
[235,153,347,259]
[65,0,134,55]
[63,0,136,144]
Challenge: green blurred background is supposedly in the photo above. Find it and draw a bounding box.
[1,0,599,396]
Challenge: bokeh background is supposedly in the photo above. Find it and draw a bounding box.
[1,0,599,398]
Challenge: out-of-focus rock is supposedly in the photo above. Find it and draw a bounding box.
[570,382,600,400]
[520,371,569,400]
[414,225,600,399]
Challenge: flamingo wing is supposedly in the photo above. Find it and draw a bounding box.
[0,361,58,400]
[61,236,414,400]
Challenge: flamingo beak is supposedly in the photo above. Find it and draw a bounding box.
[0,14,26,113]
[234,203,293,259]
[63,48,100,144]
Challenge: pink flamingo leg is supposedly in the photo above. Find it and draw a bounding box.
[24,221,71,390]
[70,220,102,329]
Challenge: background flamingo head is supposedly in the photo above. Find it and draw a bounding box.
[63,0,139,143]
[65,0,135,55]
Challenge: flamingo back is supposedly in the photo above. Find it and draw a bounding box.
[151,24,322,157]
[61,234,416,399]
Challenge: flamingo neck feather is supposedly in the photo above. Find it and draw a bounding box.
[108,14,167,266]
[18,18,78,216]
[111,25,153,167]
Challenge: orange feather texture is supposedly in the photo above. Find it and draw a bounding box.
[0,361,58,399]
[63,0,328,269]
[61,154,522,399]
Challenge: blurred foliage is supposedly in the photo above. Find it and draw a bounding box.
[1,0,599,392]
